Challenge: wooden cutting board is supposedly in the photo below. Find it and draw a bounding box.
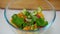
[0,0,60,10]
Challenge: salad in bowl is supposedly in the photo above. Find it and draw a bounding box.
[10,7,48,31]
[4,0,56,34]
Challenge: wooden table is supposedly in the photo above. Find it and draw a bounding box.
[0,0,60,10]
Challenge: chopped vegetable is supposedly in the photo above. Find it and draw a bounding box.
[37,6,42,12]
[11,7,48,31]
[36,18,48,26]
[22,9,30,16]
[32,10,37,15]
[23,26,31,30]
[36,12,44,18]
[12,14,24,27]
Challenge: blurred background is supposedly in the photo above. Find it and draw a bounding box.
[0,0,60,11]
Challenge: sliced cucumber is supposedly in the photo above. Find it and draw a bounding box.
[37,7,42,12]
[32,10,37,15]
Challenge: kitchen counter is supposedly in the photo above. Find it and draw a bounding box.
[0,9,60,34]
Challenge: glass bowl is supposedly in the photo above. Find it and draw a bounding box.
[4,0,56,34]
